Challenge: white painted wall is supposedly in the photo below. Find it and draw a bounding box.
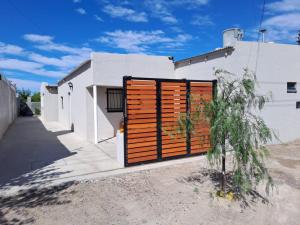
[175,41,300,143]
[56,53,174,143]
[58,61,93,140]
[40,83,58,122]
[91,53,174,86]
[97,86,123,141]
[90,53,174,141]
[0,77,17,139]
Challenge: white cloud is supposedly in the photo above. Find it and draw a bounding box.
[9,78,42,91]
[260,13,300,42]
[0,42,24,55]
[23,34,53,43]
[1,34,92,79]
[103,5,148,22]
[263,13,300,30]
[76,8,86,15]
[23,33,92,55]
[144,0,177,24]
[248,0,300,43]
[0,58,63,78]
[191,15,214,26]
[94,14,103,22]
[144,0,209,24]
[28,53,90,70]
[97,30,191,53]
[35,43,92,55]
[266,0,300,13]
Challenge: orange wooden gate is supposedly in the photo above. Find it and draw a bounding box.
[123,76,215,166]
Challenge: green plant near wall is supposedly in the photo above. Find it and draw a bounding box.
[35,108,41,115]
[175,69,275,196]
[31,92,41,102]
[17,89,31,103]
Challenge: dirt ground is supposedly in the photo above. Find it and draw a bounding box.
[1,141,300,225]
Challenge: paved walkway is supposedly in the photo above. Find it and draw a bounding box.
[0,117,207,196]
[0,117,122,194]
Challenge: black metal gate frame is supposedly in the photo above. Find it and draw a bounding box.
[123,76,217,167]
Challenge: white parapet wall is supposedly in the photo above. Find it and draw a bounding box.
[0,75,18,139]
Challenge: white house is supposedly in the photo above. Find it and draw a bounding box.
[175,28,300,143]
[55,54,174,144]
[41,28,300,148]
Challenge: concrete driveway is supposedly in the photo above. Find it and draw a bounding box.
[0,117,123,194]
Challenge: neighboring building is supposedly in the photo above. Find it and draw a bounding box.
[0,74,18,140]
[41,82,58,122]
[175,28,300,143]
[42,28,300,144]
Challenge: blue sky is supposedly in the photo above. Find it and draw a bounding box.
[0,0,299,92]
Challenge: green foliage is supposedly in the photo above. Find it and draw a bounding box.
[31,92,41,102]
[174,69,275,195]
[35,107,41,115]
[205,69,274,194]
[17,89,31,103]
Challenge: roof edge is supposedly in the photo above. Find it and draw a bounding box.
[175,46,234,68]
[58,59,91,86]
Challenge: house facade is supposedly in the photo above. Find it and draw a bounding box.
[41,28,300,146]
[56,54,174,144]
[175,32,300,143]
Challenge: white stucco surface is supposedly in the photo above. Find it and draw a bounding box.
[40,83,58,122]
[58,62,93,141]
[55,53,174,143]
[44,45,300,145]
[175,41,300,143]
[91,53,174,86]
[97,86,123,141]
[0,77,17,140]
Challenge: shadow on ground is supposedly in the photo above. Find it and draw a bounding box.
[0,181,76,225]
[180,168,270,209]
[0,117,76,190]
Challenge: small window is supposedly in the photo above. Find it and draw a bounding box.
[287,82,297,93]
[107,88,123,112]
[296,101,300,109]
[61,96,64,109]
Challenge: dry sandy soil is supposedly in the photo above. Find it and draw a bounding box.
[1,141,300,225]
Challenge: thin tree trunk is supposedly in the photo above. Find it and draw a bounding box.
[221,142,226,194]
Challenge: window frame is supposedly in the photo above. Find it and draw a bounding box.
[106,88,123,113]
[287,82,297,93]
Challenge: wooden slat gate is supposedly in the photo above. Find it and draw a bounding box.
[123,76,216,166]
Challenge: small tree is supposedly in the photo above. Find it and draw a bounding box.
[175,69,275,196]
[31,92,41,102]
[206,69,275,195]
[17,89,31,103]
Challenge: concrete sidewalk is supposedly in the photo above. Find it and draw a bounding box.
[0,117,123,194]
[0,117,207,196]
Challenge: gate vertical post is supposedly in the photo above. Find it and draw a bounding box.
[212,79,218,99]
[123,76,129,167]
[186,80,191,155]
[156,80,162,160]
